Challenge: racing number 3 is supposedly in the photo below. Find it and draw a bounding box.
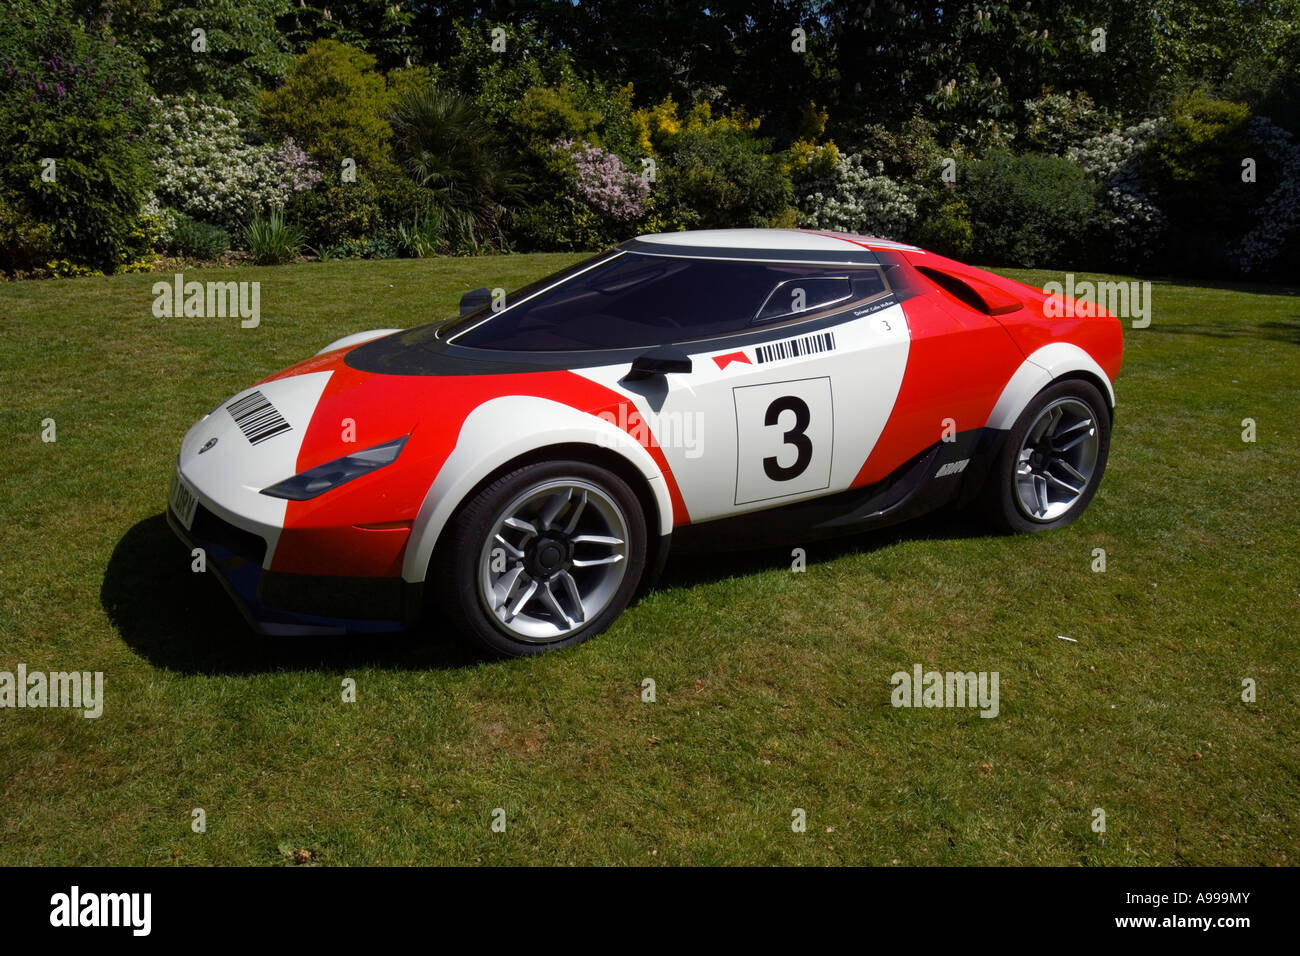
[763,396,812,481]
[733,377,833,506]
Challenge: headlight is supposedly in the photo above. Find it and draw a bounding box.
[260,436,408,501]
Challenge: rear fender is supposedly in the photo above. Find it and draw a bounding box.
[986,343,1115,431]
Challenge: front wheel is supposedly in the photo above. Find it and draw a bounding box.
[432,460,647,656]
[980,379,1112,533]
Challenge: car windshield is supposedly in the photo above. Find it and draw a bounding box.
[444,252,889,352]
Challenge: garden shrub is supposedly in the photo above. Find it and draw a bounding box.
[169,216,230,259]
[511,139,648,251]
[1145,92,1260,272]
[286,177,383,248]
[913,196,975,258]
[389,84,521,251]
[506,82,647,250]
[394,215,444,258]
[0,191,56,276]
[1021,92,1115,155]
[662,127,792,229]
[1225,116,1300,275]
[149,95,319,233]
[797,153,918,239]
[513,85,603,148]
[786,104,840,194]
[845,113,948,184]
[1069,118,1168,267]
[258,40,394,173]
[319,234,400,260]
[513,196,612,251]
[0,4,154,272]
[553,138,649,223]
[962,150,1101,268]
[642,101,793,230]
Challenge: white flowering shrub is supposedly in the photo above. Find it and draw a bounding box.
[1226,117,1300,274]
[797,153,917,239]
[1022,91,1113,154]
[139,192,180,247]
[147,95,319,231]
[1069,118,1167,265]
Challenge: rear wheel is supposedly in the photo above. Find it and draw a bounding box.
[433,460,647,656]
[981,379,1111,533]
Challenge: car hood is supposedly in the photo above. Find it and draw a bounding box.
[238,343,633,527]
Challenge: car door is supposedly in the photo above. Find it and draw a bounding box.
[611,279,912,524]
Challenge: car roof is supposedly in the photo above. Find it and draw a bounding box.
[622,228,922,264]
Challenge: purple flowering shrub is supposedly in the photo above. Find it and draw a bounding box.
[0,5,155,272]
[554,138,649,222]
[274,138,324,195]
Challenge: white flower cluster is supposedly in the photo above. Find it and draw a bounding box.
[796,153,917,239]
[1227,117,1300,274]
[1069,119,1167,265]
[140,192,180,246]
[147,95,319,230]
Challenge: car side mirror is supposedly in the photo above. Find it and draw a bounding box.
[459,287,492,316]
[625,347,693,381]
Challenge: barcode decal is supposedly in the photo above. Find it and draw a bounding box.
[755,331,837,364]
[227,390,291,445]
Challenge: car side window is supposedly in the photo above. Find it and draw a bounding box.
[451,254,891,352]
[754,277,854,324]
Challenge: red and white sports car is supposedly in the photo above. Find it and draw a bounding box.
[168,229,1122,654]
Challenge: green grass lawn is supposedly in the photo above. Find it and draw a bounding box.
[1,256,1297,865]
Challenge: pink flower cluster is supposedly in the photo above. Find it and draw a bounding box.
[274,137,322,194]
[555,138,649,222]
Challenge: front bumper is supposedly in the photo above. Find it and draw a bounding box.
[167,500,421,636]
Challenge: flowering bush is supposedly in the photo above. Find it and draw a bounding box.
[1069,118,1168,266]
[0,3,154,272]
[797,153,918,239]
[554,138,649,222]
[1226,117,1300,274]
[1022,92,1114,155]
[273,138,323,195]
[626,97,791,231]
[148,95,319,232]
[140,192,180,248]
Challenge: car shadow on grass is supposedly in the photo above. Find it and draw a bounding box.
[102,514,482,675]
[106,508,995,674]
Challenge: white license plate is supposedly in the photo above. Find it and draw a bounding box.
[169,471,199,531]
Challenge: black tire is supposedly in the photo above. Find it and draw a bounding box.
[431,459,647,657]
[980,378,1111,534]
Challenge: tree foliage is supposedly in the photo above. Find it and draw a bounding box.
[258,39,392,172]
